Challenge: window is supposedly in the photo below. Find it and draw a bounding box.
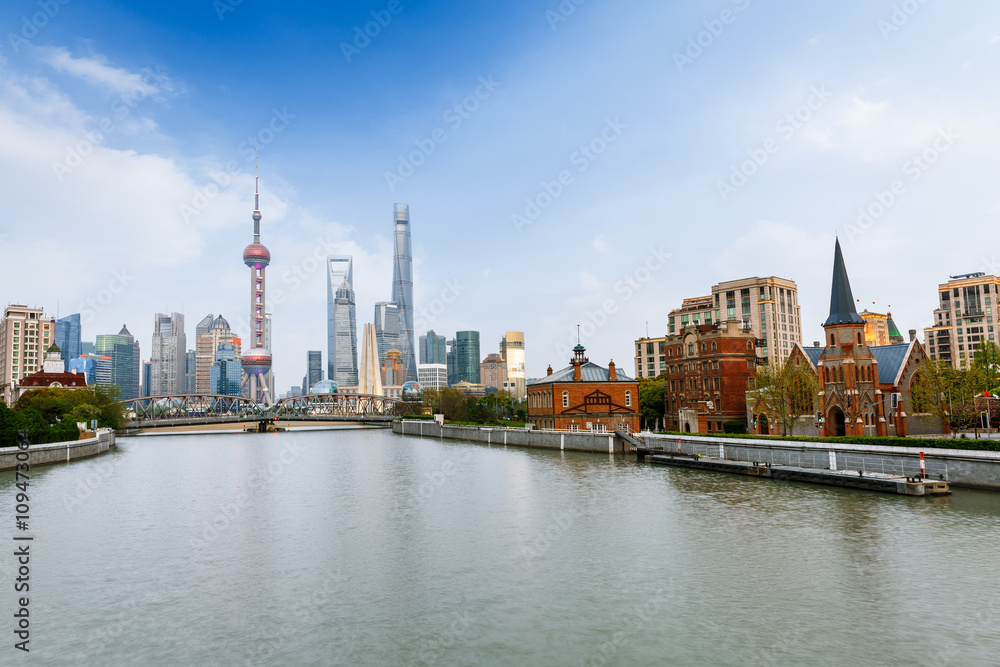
[562,391,569,408]
[688,344,694,356]
[711,341,717,351]
[625,391,632,407]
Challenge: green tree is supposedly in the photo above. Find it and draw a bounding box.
[638,378,666,430]
[747,361,820,436]
[972,340,1000,394]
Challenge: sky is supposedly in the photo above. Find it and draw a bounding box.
[1,0,1000,392]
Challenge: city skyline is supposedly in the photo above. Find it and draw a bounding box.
[2,1,999,392]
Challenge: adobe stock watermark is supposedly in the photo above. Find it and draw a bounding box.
[179,107,295,224]
[341,0,407,63]
[844,126,958,243]
[555,245,669,360]
[52,65,173,181]
[878,0,932,41]
[546,0,588,31]
[213,0,243,20]
[384,75,502,192]
[717,85,832,202]
[78,268,134,325]
[6,0,71,54]
[414,279,467,331]
[417,610,476,665]
[673,0,752,72]
[511,117,627,234]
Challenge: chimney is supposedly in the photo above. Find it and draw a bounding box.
[608,360,616,382]
[909,329,917,343]
[813,341,821,347]
[546,365,553,376]
[573,360,582,382]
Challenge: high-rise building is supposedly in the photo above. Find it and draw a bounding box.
[374,301,400,372]
[358,323,383,396]
[0,305,51,404]
[332,277,359,386]
[151,312,186,396]
[500,331,526,399]
[211,344,243,396]
[241,170,274,405]
[859,310,905,347]
[96,325,140,400]
[197,316,240,393]
[328,256,358,384]
[657,277,801,376]
[391,204,417,382]
[446,338,457,386]
[420,330,447,365]
[923,273,1000,370]
[81,341,95,355]
[307,350,323,391]
[194,314,215,393]
[382,347,406,387]
[142,360,152,397]
[69,354,112,387]
[54,314,81,372]
[455,331,481,384]
[480,353,507,392]
[185,350,196,393]
[418,363,448,390]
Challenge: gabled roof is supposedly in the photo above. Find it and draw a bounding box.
[801,345,823,368]
[871,343,911,385]
[824,238,865,326]
[528,362,635,386]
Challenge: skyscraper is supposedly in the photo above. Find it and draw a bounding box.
[54,314,81,372]
[0,306,50,404]
[185,350,196,393]
[332,277,359,386]
[241,169,273,405]
[96,325,140,400]
[500,331,526,399]
[420,330,447,365]
[307,350,323,390]
[211,344,243,396]
[327,256,357,383]
[151,312,186,395]
[374,301,400,372]
[391,204,416,382]
[197,316,240,393]
[455,331,481,384]
[446,338,457,387]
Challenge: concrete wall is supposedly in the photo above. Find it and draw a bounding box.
[0,430,116,471]
[393,420,626,454]
[644,433,1000,491]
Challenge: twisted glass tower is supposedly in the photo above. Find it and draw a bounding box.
[391,204,417,382]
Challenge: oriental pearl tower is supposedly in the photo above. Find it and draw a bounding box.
[241,166,272,405]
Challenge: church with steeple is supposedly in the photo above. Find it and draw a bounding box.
[781,240,946,437]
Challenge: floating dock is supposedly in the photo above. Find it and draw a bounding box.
[636,448,951,496]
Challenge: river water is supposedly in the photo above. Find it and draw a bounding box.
[2,428,1000,665]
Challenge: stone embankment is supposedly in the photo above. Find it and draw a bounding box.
[0,430,116,471]
[393,420,629,454]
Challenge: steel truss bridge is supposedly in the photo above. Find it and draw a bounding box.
[121,393,402,431]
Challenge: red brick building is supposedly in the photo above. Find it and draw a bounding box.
[527,345,640,432]
[15,344,87,402]
[660,321,757,433]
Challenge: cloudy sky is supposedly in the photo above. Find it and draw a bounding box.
[1,0,999,390]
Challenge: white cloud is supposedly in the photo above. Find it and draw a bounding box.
[32,46,175,99]
[592,234,612,254]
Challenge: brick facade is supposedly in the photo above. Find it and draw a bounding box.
[661,321,757,433]
[527,346,640,433]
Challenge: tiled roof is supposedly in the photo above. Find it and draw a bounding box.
[872,343,911,385]
[528,362,635,386]
[20,372,87,388]
[801,346,823,368]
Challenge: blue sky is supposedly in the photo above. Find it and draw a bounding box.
[2,0,999,390]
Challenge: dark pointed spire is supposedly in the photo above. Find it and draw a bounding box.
[824,238,864,326]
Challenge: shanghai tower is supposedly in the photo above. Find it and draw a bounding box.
[391,203,417,382]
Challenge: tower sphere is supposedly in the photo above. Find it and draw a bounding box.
[243,242,271,269]
[241,347,272,375]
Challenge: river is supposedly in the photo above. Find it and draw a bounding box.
[2,428,999,665]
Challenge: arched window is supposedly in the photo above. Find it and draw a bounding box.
[857,332,862,344]
[838,366,844,383]
[747,341,753,350]
[701,343,707,352]
[625,391,632,407]
[712,341,717,351]
[562,391,569,408]
[668,348,672,357]
[830,334,835,346]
